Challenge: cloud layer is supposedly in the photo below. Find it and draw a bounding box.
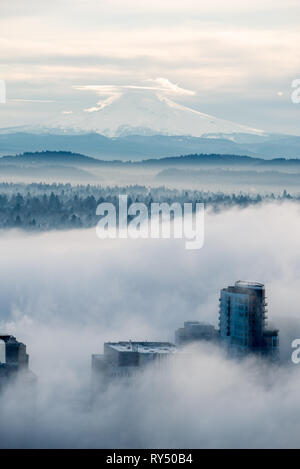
[73,78,195,113]
[0,202,300,447]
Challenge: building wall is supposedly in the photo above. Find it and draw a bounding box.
[219,283,273,356]
[175,322,218,346]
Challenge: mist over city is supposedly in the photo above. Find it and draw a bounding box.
[0,203,300,448]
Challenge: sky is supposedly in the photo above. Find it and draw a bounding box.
[0,0,300,134]
[1,202,300,447]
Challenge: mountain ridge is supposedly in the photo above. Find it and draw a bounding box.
[1,132,300,160]
[2,150,300,168]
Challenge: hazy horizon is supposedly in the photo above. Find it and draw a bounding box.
[1,1,300,135]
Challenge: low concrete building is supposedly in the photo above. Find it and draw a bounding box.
[175,321,219,346]
[92,341,176,390]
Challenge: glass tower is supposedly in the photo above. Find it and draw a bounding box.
[219,281,278,358]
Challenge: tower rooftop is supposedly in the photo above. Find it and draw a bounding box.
[235,280,264,290]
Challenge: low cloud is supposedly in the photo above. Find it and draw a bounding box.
[73,78,195,113]
[10,99,55,103]
[0,202,300,448]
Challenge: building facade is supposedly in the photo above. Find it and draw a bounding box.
[0,335,32,385]
[92,341,177,390]
[175,321,218,346]
[219,281,279,358]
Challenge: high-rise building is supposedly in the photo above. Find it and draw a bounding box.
[0,335,32,385]
[219,281,279,358]
[175,321,218,346]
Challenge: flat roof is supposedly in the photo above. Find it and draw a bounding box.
[235,280,264,290]
[184,321,214,327]
[105,341,177,354]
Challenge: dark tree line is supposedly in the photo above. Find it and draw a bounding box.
[0,182,294,230]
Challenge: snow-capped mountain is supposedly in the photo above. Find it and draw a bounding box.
[46,88,265,138]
